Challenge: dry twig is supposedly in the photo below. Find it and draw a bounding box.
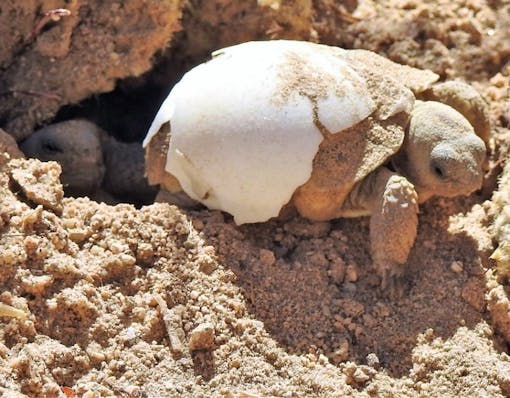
[30,8,72,41]
[154,294,187,357]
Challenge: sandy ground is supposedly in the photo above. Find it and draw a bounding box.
[1,0,510,397]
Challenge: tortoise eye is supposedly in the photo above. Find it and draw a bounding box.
[42,139,63,154]
[434,166,444,178]
[430,161,447,179]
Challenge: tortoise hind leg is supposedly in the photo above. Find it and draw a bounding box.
[155,188,200,208]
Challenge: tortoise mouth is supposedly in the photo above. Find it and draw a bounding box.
[413,178,483,203]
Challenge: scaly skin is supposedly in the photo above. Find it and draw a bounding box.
[368,170,418,294]
[341,167,419,295]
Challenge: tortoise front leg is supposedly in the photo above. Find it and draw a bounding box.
[348,167,419,294]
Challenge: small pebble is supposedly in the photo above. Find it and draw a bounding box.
[450,261,464,274]
[0,342,8,357]
[331,339,349,364]
[345,264,358,282]
[376,303,390,317]
[342,282,357,294]
[124,326,137,341]
[188,322,215,351]
[328,260,346,284]
[192,219,205,230]
[0,302,28,319]
[198,254,217,275]
[68,229,90,243]
[352,367,370,383]
[333,321,345,332]
[309,252,328,267]
[366,353,380,369]
[259,249,276,266]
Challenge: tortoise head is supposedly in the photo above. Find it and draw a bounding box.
[392,101,486,202]
[20,119,106,196]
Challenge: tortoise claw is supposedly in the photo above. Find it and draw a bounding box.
[377,262,407,299]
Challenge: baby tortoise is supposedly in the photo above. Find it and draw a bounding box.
[144,40,488,292]
[20,119,156,204]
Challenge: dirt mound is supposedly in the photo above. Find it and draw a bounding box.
[0,157,509,397]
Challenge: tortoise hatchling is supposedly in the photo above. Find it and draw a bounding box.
[20,119,156,204]
[143,40,488,291]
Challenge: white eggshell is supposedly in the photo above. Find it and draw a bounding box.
[144,40,376,224]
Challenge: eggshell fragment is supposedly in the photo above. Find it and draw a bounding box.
[144,41,376,223]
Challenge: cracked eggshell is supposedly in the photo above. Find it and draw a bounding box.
[144,40,376,224]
